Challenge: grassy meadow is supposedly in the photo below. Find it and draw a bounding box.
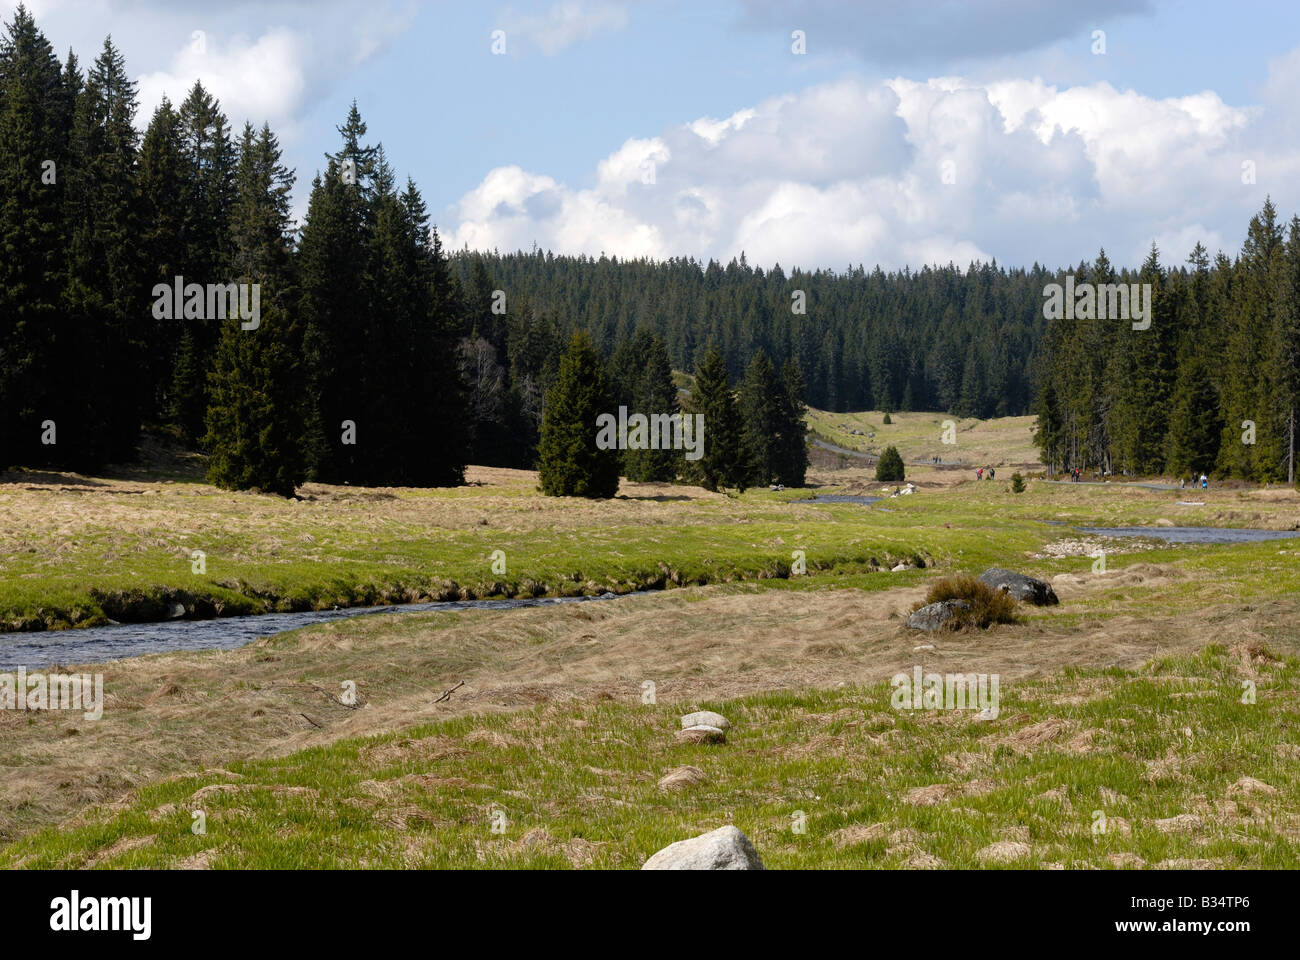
[2,416,1300,868]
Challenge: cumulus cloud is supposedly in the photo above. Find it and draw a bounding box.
[443,69,1287,270]
[495,0,630,56]
[2,0,414,142]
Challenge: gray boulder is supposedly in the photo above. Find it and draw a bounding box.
[642,825,765,870]
[978,567,1058,605]
[681,711,730,730]
[907,599,970,631]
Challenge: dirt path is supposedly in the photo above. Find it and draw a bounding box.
[3,565,1297,844]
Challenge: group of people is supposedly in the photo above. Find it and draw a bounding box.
[1180,474,1209,490]
[975,467,996,480]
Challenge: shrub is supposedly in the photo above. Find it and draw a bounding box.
[882,412,892,424]
[1010,472,1026,493]
[916,574,1018,629]
[875,445,905,481]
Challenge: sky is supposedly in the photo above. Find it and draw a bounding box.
[8,0,1300,272]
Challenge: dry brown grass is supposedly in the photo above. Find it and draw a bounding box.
[4,559,1300,846]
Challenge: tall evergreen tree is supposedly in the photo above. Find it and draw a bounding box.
[776,359,809,487]
[0,5,68,468]
[689,344,747,492]
[203,122,304,496]
[624,335,679,482]
[538,331,620,498]
[738,350,782,485]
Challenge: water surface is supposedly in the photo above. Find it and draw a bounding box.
[0,593,633,670]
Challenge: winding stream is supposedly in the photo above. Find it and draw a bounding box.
[5,522,1297,671]
[0,592,634,671]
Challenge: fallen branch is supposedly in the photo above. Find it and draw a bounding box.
[434,681,465,704]
[299,712,323,728]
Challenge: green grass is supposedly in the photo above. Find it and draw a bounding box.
[2,465,1295,631]
[6,642,1295,869]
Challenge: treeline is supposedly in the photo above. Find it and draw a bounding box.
[0,6,809,495]
[0,7,467,492]
[1034,199,1300,483]
[449,248,1048,418]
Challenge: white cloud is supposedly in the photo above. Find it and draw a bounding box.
[137,29,309,137]
[443,68,1289,270]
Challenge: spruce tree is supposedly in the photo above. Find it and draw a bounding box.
[537,331,620,498]
[170,81,236,442]
[0,5,67,468]
[776,360,809,487]
[876,445,905,482]
[138,97,186,422]
[738,350,781,485]
[203,122,304,496]
[689,344,747,492]
[624,336,679,482]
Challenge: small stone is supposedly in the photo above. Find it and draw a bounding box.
[907,599,970,631]
[642,825,764,870]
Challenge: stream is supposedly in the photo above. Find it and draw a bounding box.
[0,592,634,671]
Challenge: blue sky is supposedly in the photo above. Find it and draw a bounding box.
[10,0,1300,270]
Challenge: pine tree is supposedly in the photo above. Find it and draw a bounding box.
[137,97,186,422]
[203,122,304,496]
[876,445,905,482]
[170,81,236,442]
[624,336,679,482]
[0,5,68,468]
[689,344,747,492]
[538,332,620,498]
[738,350,781,485]
[298,110,371,480]
[776,360,808,487]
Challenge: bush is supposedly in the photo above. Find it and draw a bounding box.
[915,574,1018,629]
[1010,472,1026,493]
[882,412,892,424]
[875,445,905,481]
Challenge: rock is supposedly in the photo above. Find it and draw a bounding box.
[977,567,1059,606]
[657,766,707,791]
[1155,518,1175,527]
[891,562,909,572]
[680,711,730,731]
[676,725,726,745]
[642,825,764,870]
[907,599,970,631]
[167,602,186,619]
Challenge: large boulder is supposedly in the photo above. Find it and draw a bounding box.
[907,599,970,631]
[978,567,1058,606]
[642,826,765,870]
